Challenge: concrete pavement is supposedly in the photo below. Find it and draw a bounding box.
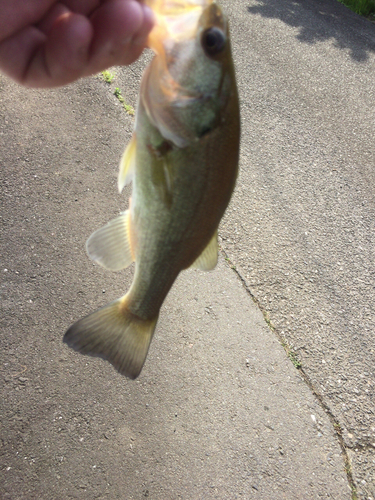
[218,0,375,498]
[1,0,374,498]
[1,69,349,499]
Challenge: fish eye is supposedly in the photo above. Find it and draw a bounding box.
[201,27,226,57]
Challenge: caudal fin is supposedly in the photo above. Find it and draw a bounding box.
[63,298,158,379]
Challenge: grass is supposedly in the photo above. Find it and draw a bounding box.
[333,422,342,434]
[101,70,115,84]
[344,460,358,500]
[280,340,302,369]
[338,0,375,17]
[288,351,302,369]
[98,73,136,116]
[114,88,135,116]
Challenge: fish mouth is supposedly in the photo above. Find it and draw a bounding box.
[146,0,219,52]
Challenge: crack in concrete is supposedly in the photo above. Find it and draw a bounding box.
[220,246,358,500]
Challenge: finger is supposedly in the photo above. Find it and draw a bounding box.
[0,0,154,87]
[0,12,93,87]
[61,0,100,16]
[41,12,94,86]
[86,0,154,72]
[0,27,47,85]
[0,0,53,41]
[36,2,71,34]
[129,4,154,48]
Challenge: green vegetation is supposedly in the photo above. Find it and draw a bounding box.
[344,460,358,500]
[351,486,358,500]
[280,340,302,369]
[263,311,275,332]
[333,422,342,434]
[114,88,135,116]
[288,350,302,369]
[98,73,135,116]
[101,70,115,84]
[338,0,375,17]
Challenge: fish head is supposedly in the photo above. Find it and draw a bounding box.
[142,1,238,147]
[145,0,215,50]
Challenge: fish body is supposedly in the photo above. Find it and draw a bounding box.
[64,0,240,379]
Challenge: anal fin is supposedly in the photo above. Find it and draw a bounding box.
[86,211,134,271]
[190,231,218,271]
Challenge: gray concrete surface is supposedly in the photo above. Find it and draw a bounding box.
[218,0,375,498]
[1,0,374,498]
[0,76,349,498]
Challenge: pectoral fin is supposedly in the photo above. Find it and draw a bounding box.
[86,211,134,271]
[190,231,218,271]
[118,133,137,193]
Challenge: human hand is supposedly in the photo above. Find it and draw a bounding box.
[0,0,154,88]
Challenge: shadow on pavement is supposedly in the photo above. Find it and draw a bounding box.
[247,0,375,62]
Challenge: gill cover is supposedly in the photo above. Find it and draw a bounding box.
[141,2,230,147]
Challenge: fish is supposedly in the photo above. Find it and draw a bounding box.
[63,0,240,379]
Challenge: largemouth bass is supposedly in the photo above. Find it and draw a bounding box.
[64,0,240,379]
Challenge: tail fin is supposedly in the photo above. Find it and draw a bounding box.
[63,298,158,379]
